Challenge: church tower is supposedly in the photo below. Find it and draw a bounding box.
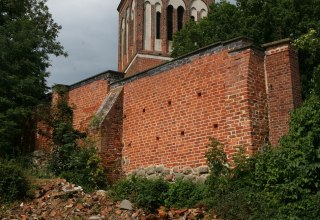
[117,0,214,77]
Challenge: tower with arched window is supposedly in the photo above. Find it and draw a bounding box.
[118,0,214,76]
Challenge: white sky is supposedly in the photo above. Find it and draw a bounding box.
[45,0,236,87]
[46,0,119,86]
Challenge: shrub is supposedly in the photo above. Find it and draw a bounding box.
[48,140,107,192]
[60,145,107,192]
[111,176,169,212]
[47,95,107,192]
[204,95,320,219]
[165,179,205,208]
[0,160,29,203]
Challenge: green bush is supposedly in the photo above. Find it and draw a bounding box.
[204,94,320,219]
[47,96,107,192]
[111,176,169,211]
[60,146,107,192]
[0,160,29,203]
[165,179,205,208]
[48,141,107,192]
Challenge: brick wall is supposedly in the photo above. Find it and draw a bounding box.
[68,80,109,132]
[35,38,301,180]
[125,56,167,77]
[35,121,52,152]
[264,40,302,145]
[119,39,269,173]
[99,89,124,183]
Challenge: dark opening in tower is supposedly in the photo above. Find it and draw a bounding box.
[156,12,161,39]
[177,6,184,31]
[167,5,173,41]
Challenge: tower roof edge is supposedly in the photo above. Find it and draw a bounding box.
[117,0,127,12]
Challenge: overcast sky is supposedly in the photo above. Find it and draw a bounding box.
[46,0,236,87]
[46,0,119,86]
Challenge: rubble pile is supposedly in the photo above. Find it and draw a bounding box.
[1,179,216,220]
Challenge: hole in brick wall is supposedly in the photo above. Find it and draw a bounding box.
[168,100,172,106]
[197,92,202,97]
[181,131,185,136]
[214,124,218,129]
[123,114,127,119]
[156,136,160,141]
[142,108,146,113]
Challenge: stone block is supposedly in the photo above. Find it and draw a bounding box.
[137,169,145,176]
[197,166,209,174]
[182,167,193,175]
[146,166,156,175]
[156,165,164,173]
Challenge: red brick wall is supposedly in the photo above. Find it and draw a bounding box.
[265,42,302,145]
[122,45,267,173]
[99,90,124,183]
[35,121,52,152]
[247,50,269,152]
[125,56,167,77]
[68,80,109,132]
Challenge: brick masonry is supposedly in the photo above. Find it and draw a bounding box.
[35,37,301,183]
[35,0,302,182]
[263,40,302,145]
[119,39,269,173]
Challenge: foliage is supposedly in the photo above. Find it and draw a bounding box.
[111,176,169,212]
[204,91,320,219]
[0,0,66,156]
[171,2,241,57]
[0,160,29,203]
[60,144,107,192]
[164,179,205,208]
[294,29,320,97]
[47,93,107,192]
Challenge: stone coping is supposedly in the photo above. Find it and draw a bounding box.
[52,70,124,91]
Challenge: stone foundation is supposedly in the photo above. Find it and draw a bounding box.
[128,165,210,183]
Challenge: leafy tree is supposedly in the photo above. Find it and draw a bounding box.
[294,29,320,97]
[0,0,66,156]
[171,2,242,57]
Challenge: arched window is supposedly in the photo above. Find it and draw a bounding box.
[177,6,184,31]
[190,7,197,21]
[121,18,125,67]
[166,5,173,41]
[156,12,161,39]
[126,8,130,57]
[144,2,152,50]
[190,0,208,22]
[200,9,207,19]
[131,0,136,42]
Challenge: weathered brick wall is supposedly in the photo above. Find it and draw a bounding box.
[35,121,52,152]
[120,39,268,174]
[35,38,301,182]
[125,56,167,77]
[264,40,302,145]
[99,89,124,183]
[247,50,269,152]
[68,80,109,132]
